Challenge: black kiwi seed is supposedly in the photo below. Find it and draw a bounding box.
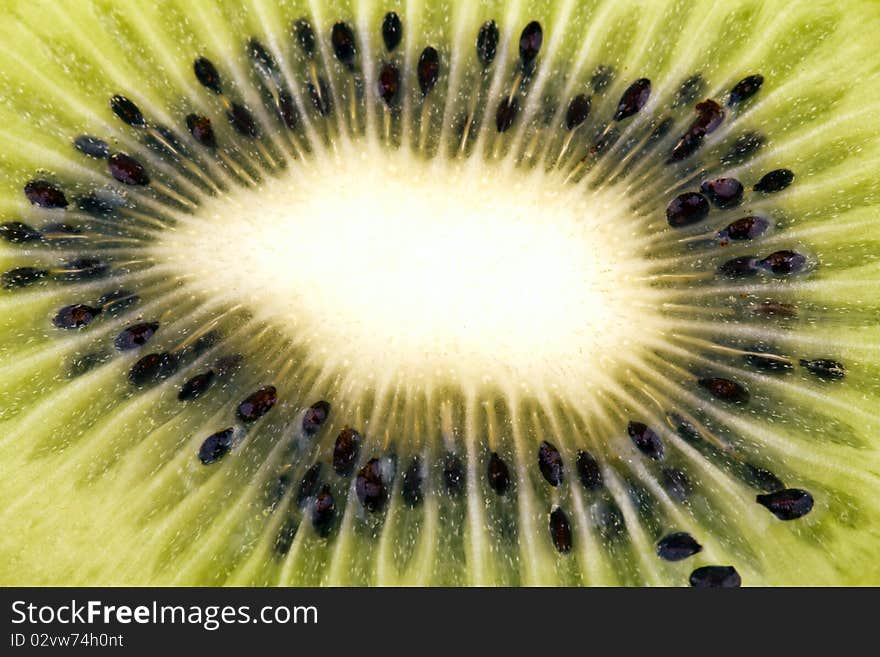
[377,64,401,106]
[302,400,331,436]
[331,22,357,69]
[312,485,336,537]
[537,440,564,486]
[518,21,543,67]
[178,370,216,401]
[198,427,235,465]
[24,180,68,209]
[402,457,423,507]
[110,94,146,127]
[799,359,846,381]
[194,56,223,93]
[662,468,692,501]
[613,78,651,121]
[186,114,217,148]
[666,192,710,227]
[565,94,591,130]
[698,377,749,404]
[674,73,705,107]
[549,507,573,554]
[53,304,101,330]
[757,250,806,275]
[656,532,702,561]
[757,488,814,520]
[717,216,769,242]
[297,463,322,505]
[114,322,159,351]
[99,290,138,312]
[476,20,499,66]
[355,458,387,512]
[754,168,794,193]
[668,99,725,162]
[129,351,179,386]
[717,256,758,279]
[689,565,741,588]
[443,453,464,495]
[56,258,109,281]
[294,18,316,57]
[0,221,41,244]
[108,153,150,186]
[332,428,361,476]
[2,267,48,289]
[576,450,603,491]
[74,135,110,159]
[277,92,299,129]
[417,47,440,96]
[729,73,764,105]
[721,131,765,165]
[487,452,511,494]
[700,177,744,209]
[743,464,785,493]
[382,12,402,52]
[627,421,664,460]
[495,97,519,132]
[227,103,260,138]
[274,519,298,556]
[236,386,277,422]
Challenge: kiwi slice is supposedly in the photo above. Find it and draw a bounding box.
[0,0,878,587]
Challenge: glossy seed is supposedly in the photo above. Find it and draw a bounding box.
[613,78,651,121]
[519,21,543,67]
[537,440,564,486]
[294,18,316,57]
[56,258,108,281]
[110,95,146,127]
[194,57,222,93]
[729,74,764,105]
[331,22,357,69]
[800,359,846,381]
[74,135,110,159]
[186,114,216,148]
[718,216,769,242]
[576,450,603,491]
[565,94,591,130]
[227,103,260,138]
[178,370,215,401]
[666,192,710,228]
[443,453,464,495]
[476,20,499,66]
[402,457,423,507]
[2,267,47,289]
[756,488,814,520]
[721,131,765,165]
[674,74,705,107]
[355,458,387,512]
[53,304,101,330]
[663,468,692,501]
[109,153,149,186]
[668,99,726,162]
[689,565,741,588]
[657,532,702,561]
[114,322,159,351]
[700,177,744,208]
[0,221,41,244]
[698,377,749,403]
[198,427,235,465]
[25,180,68,209]
[236,386,277,422]
[757,250,806,275]
[312,485,336,536]
[717,256,758,278]
[302,400,331,436]
[754,168,794,193]
[377,63,401,106]
[129,352,179,386]
[382,12,402,52]
[549,507,573,554]
[744,353,793,373]
[627,421,664,459]
[417,47,440,96]
[333,428,361,476]
[274,519,298,556]
[297,463,322,505]
[743,464,785,492]
[487,452,511,494]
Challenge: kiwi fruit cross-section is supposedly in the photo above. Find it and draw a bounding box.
[0,0,878,587]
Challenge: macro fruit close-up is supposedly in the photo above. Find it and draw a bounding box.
[0,0,878,587]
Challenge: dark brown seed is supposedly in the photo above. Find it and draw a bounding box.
[297,463,322,505]
[356,458,387,512]
[274,519,298,556]
[312,485,336,536]
[443,453,464,495]
[382,12,402,52]
[718,216,769,242]
[627,421,664,460]
[537,440,564,486]
[98,290,138,313]
[476,20,499,66]
[74,135,110,159]
[717,256,758,278]
[278,92,299,129]
[662,468,692,501]
[657,532,702,561]
[756,488,814,520]
[700,177,744,209]
[757,250,806,275]
[565,94,591,130]
[236,385,277,422]
[590,65,615,93]
[613,78,651,121]
[377,63,401,106]
[674,74,705,107]
[302,400,331,436]
[689,565,741,588]
[666,192,710,227]
[576,450,603,491]
[668,99,725,162]
[178,370,215,401]
[745,354,793,373]
[53,304,101,330]
[294,18,316,57]
[729,73,764,105]
[194,57,222,93]
[0,221,41,244]
[721,131,765,165]
[109,153,150,186]
[333,428,361,475]
[402,457,423,507]
[519,21,543,67]
[227,103,260,138]
[186,114,216,148]
[25,180,68,209]
[743,464,785,492]
[2,267,48,289]
[417,47,440,96]
[495,97,519,132]
[331,22,357,69]
[754,168,794,193]
[698,377,749,403]
[110,95,146,127]
[198,427,235,465]
[800,359,846,381]
[487,452,511,494]
[56,258,109,281]
[549,507,573,554]
[114,322,159,351]
[247,38,277,74]
[129,351,179,386]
